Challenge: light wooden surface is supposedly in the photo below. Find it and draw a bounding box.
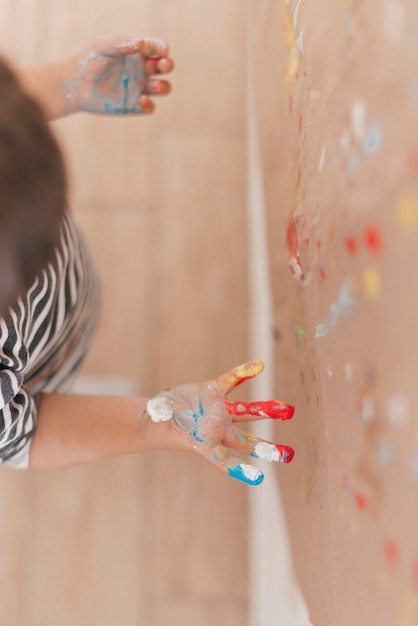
[0,2,249,624]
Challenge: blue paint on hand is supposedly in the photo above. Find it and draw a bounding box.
[227,464,264,486]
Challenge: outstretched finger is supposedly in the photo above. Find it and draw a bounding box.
[209,444,264,486]
[216,360,264,395]
[227,428,294,464]
[93,36,170,58]
[145,57,175,76]
[144,79,171,96]
[136,38,170,58]
[225,399,295,421]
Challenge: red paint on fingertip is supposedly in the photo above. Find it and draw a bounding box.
[277,444,295,463]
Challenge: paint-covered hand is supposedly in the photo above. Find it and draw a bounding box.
[146,360,295,486]
[65,35,173,115]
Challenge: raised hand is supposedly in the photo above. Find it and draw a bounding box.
[146,360,295,486]
[64,35,173,115]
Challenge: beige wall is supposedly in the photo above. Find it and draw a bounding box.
[252,0,418,624]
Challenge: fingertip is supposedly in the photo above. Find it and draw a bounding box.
[139,95,155,114]
[279,445,295,463]
[158,57,175,73]
[228,463,264,486]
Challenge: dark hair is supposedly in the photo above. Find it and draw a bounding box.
[0,56,67,316]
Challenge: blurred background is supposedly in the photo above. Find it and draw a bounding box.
[0,1,253,624]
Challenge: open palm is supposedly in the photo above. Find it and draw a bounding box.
[147,360,295,486]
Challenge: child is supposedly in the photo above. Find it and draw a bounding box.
[0,35,295,485]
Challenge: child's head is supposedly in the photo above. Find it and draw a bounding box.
[0,56,67,316]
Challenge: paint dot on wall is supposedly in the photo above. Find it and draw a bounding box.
[377,439,395,465]
[364,225,384,253]
[396,189,418,230]
[407,150,418,176]
[319,266,328,281]
[413,559,418,591]
[294,322,306,342]
[387,392,410,428]
[326,364,333,379]
[363,267,382,299]
[350,518,359,535]
[376,567,391,593]
[354,492,367,511]
[347,152,361,173]
[363,121,383,155]
[408,452,418,481]
[344,236,358,256]
[397,592,418,626]
[344,361,353,381]
[383,0,406,43]
[318,145,326,171]
[359,395,375,423]
[383,540,399,566]
[351,100,366,143]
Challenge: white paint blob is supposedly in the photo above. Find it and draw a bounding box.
[146,397,173,423]
[241,464,263,482]
[255,442,280,463]
[383,0,406,43]
[318,145,326,171]
[387,393,410,428]
[344,361,353,382]
[360,395,375,423]
[326,364,333,380]
[351,100,366,143]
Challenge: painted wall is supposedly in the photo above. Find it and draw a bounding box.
[251,0,418,624]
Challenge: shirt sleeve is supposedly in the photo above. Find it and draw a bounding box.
[0,310,39,469]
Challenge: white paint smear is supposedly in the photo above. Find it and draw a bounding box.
[360,395,375,423]
[255,442,280,463]
[351,100,366,143]
[146,397,173,422]
[318,145,326,171]
[387,392,410,428]
[242,464,263,482]
[383,0,406,42]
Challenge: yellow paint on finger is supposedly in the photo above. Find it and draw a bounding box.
[396,190,418,230]
[363,267,382,299]
[217,360,264,393]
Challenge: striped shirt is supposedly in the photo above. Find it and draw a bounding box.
[0,210,100,469]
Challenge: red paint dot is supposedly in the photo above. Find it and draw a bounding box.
[413,559,418,590]
[408,150,418,176]
[354,492,367,510]
[383,540,398,566]
[316,240,322,252]
[364,225,383,253]
[344,237,358,256]
[319,266,327,280]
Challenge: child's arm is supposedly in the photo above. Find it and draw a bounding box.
[29,361,295,486]
[15,35,173,120]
